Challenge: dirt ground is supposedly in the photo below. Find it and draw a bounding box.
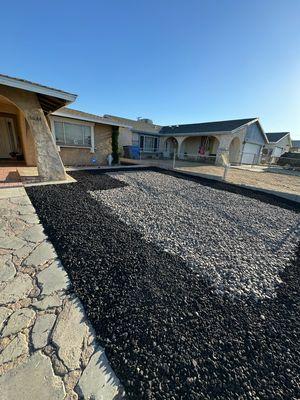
[121,158,300,198]
[178,164,300,196]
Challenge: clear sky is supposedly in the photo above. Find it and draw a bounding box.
[1,0,300,139]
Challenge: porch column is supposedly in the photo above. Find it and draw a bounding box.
[24,107,66,181]
[215,135,233,165]
[176,136,186,159]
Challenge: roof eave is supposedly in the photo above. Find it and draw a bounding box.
[0,75,77,103]
[51,110,132,128]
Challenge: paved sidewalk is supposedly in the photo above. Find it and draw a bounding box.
[0,187,123,400]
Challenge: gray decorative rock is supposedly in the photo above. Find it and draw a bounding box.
[32,294,62,310]
[0,274,33,305]
[0,307,13,331]
[0,333,27,365]
[0,351,65,399]
[32,313,56,349]
[0,236,26,250]
[2,308,35,337]
[77,348,122,400]
[37,261,70,295]
[0,255,16,282]
[52,298,88,370]
[20,225,46,243]
[23,241,56,267]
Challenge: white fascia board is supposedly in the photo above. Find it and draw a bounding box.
[52,110,132,128]
[0,75,77,103]
[159,131,230,137]
[233,118,269,144]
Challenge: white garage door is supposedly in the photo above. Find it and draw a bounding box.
[241,143,261,164]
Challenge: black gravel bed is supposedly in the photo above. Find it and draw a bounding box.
[26,170,300,400]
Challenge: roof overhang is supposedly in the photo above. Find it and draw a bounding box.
[159,130,230,137]
[0,74,77,114]
[52,109,132,129]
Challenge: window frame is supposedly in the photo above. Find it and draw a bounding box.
[50,117,95,153]
[139,134,160,152]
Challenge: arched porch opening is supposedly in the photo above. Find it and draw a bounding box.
[229,136,241,164]
[180,135,220,163]
[163,137,179,158]
[0,95,36,167]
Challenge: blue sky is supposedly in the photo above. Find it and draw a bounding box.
[1,0,300,138]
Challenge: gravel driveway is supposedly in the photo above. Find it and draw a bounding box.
[26,168,300,400]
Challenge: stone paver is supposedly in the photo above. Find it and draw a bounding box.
[0,236,26,250]
[0,351,65,400]
[2,308,35,337]
[37,260,70,295]
[23,240,56,267]
[0,255,16,282]
[32,313,56,349]
[52,298,88,370]
[77,348,122,400]
[0,274,33,305]
[0,307,13,331]
[32,294,62,310]
[20,225,46,243]
[0,333,28,364]
[0,191,123,399]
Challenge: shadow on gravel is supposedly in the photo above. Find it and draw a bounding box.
[26,169,300,400]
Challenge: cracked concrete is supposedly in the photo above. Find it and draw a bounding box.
[0,187,124,399]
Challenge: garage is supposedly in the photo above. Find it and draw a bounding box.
[241,142,261,164]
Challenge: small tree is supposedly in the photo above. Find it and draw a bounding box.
[112,126,119,164]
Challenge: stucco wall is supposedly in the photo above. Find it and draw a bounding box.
[118,127,133,150]
[59,123,112,166]
[245,122,265,145]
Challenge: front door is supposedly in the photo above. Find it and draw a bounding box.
[0,117,18,158]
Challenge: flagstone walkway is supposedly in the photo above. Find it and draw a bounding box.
[0,187,124,400]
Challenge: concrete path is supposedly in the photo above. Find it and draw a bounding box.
[0,187,124,400]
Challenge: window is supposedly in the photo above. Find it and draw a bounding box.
[139,135,160,152]
[53,120,92,147]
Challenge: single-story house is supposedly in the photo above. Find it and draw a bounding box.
[291,140,300,153]
[263,132,291,157]
[106,114,268,165]
[0,74,128,181]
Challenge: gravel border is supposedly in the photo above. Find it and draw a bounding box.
[26,169,300,400]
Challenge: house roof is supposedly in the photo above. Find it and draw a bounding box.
[265,132,290,143]
[52,107,132,128]
[104,114,161,133]
[160,118,257,135]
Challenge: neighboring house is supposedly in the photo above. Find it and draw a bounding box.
[264,132,291,157]
[0,74,128,181]
[107,115,268,165]
[291,140,300,153]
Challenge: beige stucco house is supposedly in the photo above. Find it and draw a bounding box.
[106,114,269,165]
[0,74,128,181]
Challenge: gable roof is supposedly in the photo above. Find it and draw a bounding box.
[265,132,290,143]
[160,118,257,135]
